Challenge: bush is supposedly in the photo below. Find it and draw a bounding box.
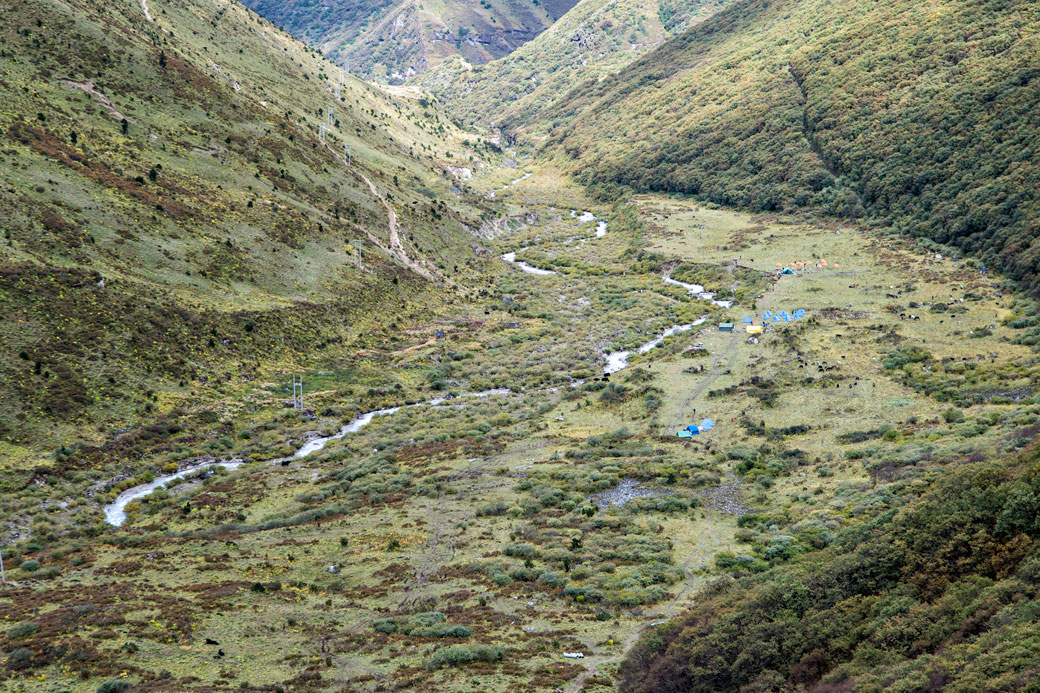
[97,682,131,693]
[503,543,539,559]
[427,644,503,670]
[18,560,40,572]
[538,571,566,588]
[6,647,33,670]
[476,501,509,517]
[7,622,37,639]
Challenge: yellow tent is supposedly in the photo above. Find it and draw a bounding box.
[746,325,764,334]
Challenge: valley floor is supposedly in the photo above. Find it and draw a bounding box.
[1,164,1033,692]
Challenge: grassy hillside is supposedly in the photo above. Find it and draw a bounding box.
[545,0,1040,290]
[418,0,730,131]
[241,0,579,82]
[620,444,1040,692]
[0,0,498,449]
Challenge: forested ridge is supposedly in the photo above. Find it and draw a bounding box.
[619,440,1040,691]
[547,0,1040,290]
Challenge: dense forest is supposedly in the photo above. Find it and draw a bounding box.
[547,0,1040,290]
[620,440,1040,691]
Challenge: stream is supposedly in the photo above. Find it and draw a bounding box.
[604,317,707,374]
[572,210,607,238]
[663,274,734,308]
[501,250,557,275]
[103,388,512,526]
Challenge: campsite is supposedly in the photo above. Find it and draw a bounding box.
[4,164,1032,691]
[2,0,1038,688]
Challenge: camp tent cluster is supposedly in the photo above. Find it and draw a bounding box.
[677,419,714,437]
[735,308,807,334]
[776,259,840,273]
[761,309,807,323]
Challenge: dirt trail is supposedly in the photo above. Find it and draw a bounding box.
[321,140,446,283]
[569,318,745,690]
[676,329,740,425]
[141,0,154,22]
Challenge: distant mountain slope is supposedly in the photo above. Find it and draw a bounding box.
[0,0,490,444]
[546,0,1040,288]
[241,0,579,82]
[418,0,730,131]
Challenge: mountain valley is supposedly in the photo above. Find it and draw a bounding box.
[1,0,1039,691]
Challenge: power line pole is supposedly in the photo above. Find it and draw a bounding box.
[1,544,6,585]
[292,374,303,410]
[327,107,334,127]
[352,240,363,269]
[344,144,351,167]
[319,122,326,143]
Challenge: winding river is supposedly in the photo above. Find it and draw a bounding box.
[604,317,708,374]
[501,250,557,275]
[103,388,512,526]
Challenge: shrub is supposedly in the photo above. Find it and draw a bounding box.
[537,571,566,588]
[503,543,539,559]
[97,682,131,693]
[7,622,37,639]
[427,644,503,670]
[18,560,40,572]
[476,501,509,517]
[6,647,34,670]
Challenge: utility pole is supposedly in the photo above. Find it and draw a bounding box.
[328,107,334,127]
[1,544,6,585]
[344,144,351,167]
[352,240,363,269]
[319,122,326,143]
[292,374,303,410]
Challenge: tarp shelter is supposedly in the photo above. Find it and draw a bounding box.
[746,325,763,334]
[742,317,753,323]
[719,323,734,332]
[677,425,700,438]
[700,418,715,431]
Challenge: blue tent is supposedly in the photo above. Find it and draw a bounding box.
[794,308,806,318]
[742,317,753,323]
[762,310,773,320]
[781,267,794,275]
[773,314,783,322]
[700,418,715,431]
[678,424,700,437]
[783,314,791,322]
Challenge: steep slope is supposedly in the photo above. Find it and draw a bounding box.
[546,0,1040,288]
[0,0,493,447]
[418,0,730,131]
[620,443,1040,692]
[241,0,580,82]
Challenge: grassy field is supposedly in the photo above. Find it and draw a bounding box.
[5,155,1040,691]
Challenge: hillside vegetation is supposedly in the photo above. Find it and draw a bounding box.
[0,0,494,448]
[545,0,1040,289]
[419,0,730,131]
[621,442,1040,692]
[241,0,579,82]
